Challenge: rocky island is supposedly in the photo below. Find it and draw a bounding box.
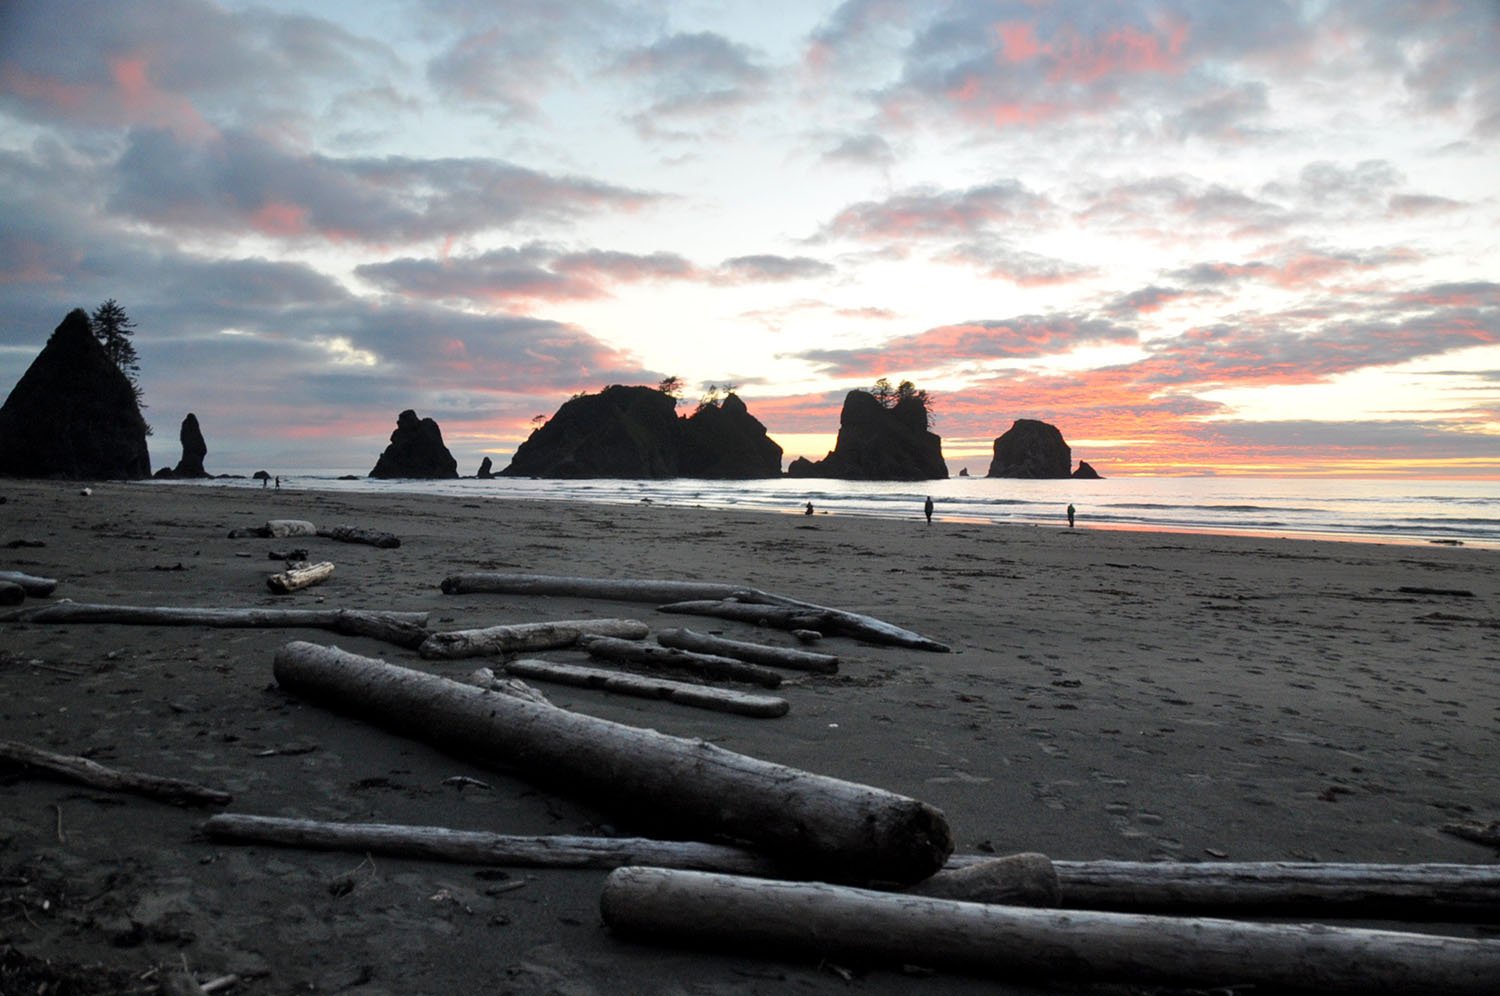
[369,409,459,479]
[787,383,946,481]
[987,418,1102,479]
[502,385,782,479]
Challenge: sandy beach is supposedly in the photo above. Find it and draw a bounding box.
[1,478,1496,994]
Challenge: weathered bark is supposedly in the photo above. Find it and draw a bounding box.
[419,618,649,660]
[1043,859,1500,919]
[477,660,790,718]
[0,582,23,606]
[272,642,952,884]
[201,814,783,874]
[438,572,950,652]
[227,519,316,539]
[600,867,1500,996]
[317,525,400,548]
[266,560,334,594]
[0,738,231,806]
[656,599,830,632]
[469,672,551,705]
[910,853,1058,906]
[0,602,429,648]
[0,570,57,597]
[576,634,783,688]
[656,627,838,674]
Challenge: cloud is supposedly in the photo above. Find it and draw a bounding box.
[1167,242,1420,290]
[106,126,658,245]
[821,180,1052,242]
[940,241,1097,285]
[1106,285,1198,316]
[795,312,1137,375]
[357,246,700,306]
[717,254,835,283]
[820,132,896,168]
[612,30,770,133]
[1169,81,1270,139]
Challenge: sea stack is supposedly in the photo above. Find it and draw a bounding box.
[987,419,1072,479]
[369,409,459,479]
[0,309,151,479]
[172,413,210,477]
[787,389,946,481]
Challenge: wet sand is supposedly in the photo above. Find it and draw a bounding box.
[1,478,1496,994]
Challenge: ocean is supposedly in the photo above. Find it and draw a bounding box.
[158,474,1500,549]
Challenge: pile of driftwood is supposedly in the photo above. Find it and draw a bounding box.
[227,640,1500,994]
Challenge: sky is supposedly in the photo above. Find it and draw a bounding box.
[1,0,1498,478]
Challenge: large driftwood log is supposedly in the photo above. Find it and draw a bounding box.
[317,525,400,548]
[1043,859,1500,919]
[266,561,335,594]
[911,853,1059,906]
[656,627,838,673]
[438,572,950,652]
[0,570,58,597]
[476,661,790,718]
[0,582,23,606]
[0,602,429,648]
[0,739,231,806]
[600,868,1500,996]
[272,642,952,883]
[419,618,650,660]
[576,634,784,688]
[201,814,781,874]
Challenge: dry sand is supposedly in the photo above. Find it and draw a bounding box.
[0,478,1496,994]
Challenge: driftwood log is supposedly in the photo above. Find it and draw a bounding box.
[272,641,951,884]
[576,634,784,688]
[0,582,23,606]
[657,599,829,632]
[0,570,57,597]
[656,627,838,673]
[0,739,231,806]
[266,561,334,594]
[438,572,950,652]
[201,814,781,874]
[1444,820,1500,850]
[0,601,429,648]
[317,525,400,548]
[911,853,1059,906]
[1039,859,1500,919]
[475,661,790,718]
[600,867,1500,996]
[419,618,650,660]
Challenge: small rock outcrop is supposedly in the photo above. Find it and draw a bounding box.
[502,386,783,479]
[0,309,151,479]
[1073,460,1103,480]
[679,393,783,478]
[987,419,1072,479]
[369,409,459,479]
[476,457,494,479]
[156,413,209,478]
[787,390,946,481]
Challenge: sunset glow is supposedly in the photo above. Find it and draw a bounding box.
[1,1,1496,478]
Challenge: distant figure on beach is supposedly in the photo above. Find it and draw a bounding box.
[804,501,814,516]
[1067,503,1075,529]
[924,496,934,524]
[261,476,267,489]
[275,476,281,490]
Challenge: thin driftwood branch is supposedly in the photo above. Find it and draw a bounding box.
[656,627,838,673]
[272,641,952,884]
[419,618,650,660]
[600,867,1500,996]
[0,601,429,648]
[474,661,790,718]
[576,634,784,688]
[201,814,782,874]
[0,739,231,806]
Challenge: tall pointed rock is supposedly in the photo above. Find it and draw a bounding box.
[0,309,151,479]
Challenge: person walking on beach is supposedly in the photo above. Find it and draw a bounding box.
[924,496,934,524]
[804,501,814,516]
[1067,503,1075,529]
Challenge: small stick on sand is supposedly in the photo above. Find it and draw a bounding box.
[0,739,231,806]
